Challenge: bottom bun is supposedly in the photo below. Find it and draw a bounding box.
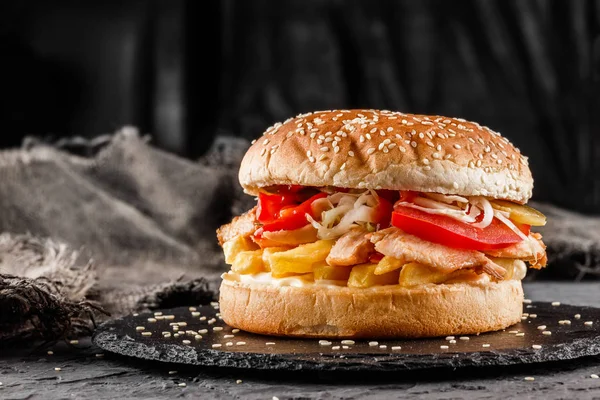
[219,279,524,338]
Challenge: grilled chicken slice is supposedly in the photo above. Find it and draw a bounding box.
[326,227,374,266]
[216,206,258,246]
[484,232,547,269]
[369,227,505,279]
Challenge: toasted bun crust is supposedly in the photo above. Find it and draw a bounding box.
[219,279,523,338]
[239,110,533,202]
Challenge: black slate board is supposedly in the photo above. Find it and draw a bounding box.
[93,302,600,371]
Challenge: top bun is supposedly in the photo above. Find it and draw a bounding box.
[239,110,533,203]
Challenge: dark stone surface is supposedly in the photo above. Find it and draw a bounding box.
[3,283,600,399]
[92,302,600,372]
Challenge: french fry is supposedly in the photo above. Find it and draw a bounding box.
[398,262,449,287]
[223,235,259,264]
[348,263,400,288]
[268,240,334,277]
[231,250,265,274]
[313,263,353,281]
[261,247,290,272]
[374,256,404,275]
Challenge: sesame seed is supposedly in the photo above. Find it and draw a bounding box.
[367,148,375,155]
[368,341,379,347]
[142,332,152,336]
[516,333,525,337]
[530,314,537,318]
[440,345,449,349]
[136,326,145,331]
[482,344,491,348]
[332,346,341,350]
[191,312,200,317]
[453,144,461,149]
[537,325,546,330]
[453,182,459,189]
[54,367,62,371]
[366,133,372,140]
[509,330,519,334]
[532,345,542,350]
[524,377,535,381]
[585,321,594,326]
[319,340,332,346]
[445,336,455,340]
[379,345,387,349]
[236,379,242,384]
[266,342,276,345]
[449,340,457,344]
[163,333,171,338]
[273,397,280,400]
[552,301,561,306]
[178,383,186,387]
[147,318,157,323]
[164,315,175,320]
[399,146,406,153]
[342,346,349,349]
[392,346,402,350]
[592,374,599,379]
[387,127,393,132]
[236,342,246,346]
[418,132,424,139]
[225,342,233,347]
[169,370,178,375]
[213,327,223,331]
[523,299,532,304]
[422,158,430,165]
[95,353,104,358]
[542,331,551,336]
[178,322,188,327]
[212,344,222,348]
[69,340,79,345]
[341,340,355,345]
[411,141,417,148]
[459,336,469,341]
[334,146,340,153]
[574,314,581,319]
[182,340,191,345]
[320,146,329,152]
[340,162,346,170]
[47,351,54,355]
[195,335,202,340]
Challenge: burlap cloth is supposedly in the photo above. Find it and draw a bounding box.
[1,128,598,342]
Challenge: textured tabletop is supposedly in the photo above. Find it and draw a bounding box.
[2,282,600,400]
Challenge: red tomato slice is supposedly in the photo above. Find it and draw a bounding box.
[256,192,298,223]
[391,205,527,250]
[261,193,327,232]
[372,196,393,228]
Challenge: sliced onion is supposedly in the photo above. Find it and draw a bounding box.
[413,197,462,211]
[470,197,494,228]
[423,193,469,204]
[396,201,478,223]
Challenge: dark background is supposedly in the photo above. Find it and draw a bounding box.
[1,0,599,213]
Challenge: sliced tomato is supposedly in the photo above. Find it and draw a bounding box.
[261,193,327,232]
[256,192,298,223]
[372,196,393,228]
[391,205,527,250]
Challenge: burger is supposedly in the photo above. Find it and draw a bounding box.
[217,110,547,338]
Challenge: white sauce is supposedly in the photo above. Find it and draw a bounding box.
[222,272,346,288]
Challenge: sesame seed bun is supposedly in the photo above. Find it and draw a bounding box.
[219,279,524,338]
[239,110,533,203]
